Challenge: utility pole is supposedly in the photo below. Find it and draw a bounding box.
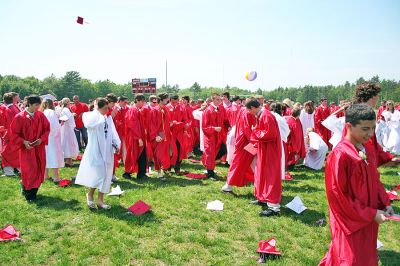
[165,60,168,88]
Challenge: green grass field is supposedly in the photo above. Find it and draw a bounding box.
[0,159,399,265]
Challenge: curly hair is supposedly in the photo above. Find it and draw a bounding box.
[353,82,381,104]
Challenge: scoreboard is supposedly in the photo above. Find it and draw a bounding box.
[132,78,156,94]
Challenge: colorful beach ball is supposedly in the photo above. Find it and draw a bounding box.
[246,71,257,81]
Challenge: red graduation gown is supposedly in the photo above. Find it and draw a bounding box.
[180,103,195,156]
[166,103,187,165]
[124,105,145,173]
[226,108,256,186]
[141,104,153,161]
[314,105,331,148]
[201,104,225,170]
[1,104,21,168]
[319,138,390,266]
[10,111,50,190]
[251,110,282,204]
[285,116,306,166]
[226,102,241,127]
[149,105,171,171]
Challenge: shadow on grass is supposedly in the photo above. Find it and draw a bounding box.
[33,195,82,211]
[379,250,400,265]
[134,175,207,189]
[96,205,161,225]
[283,183,324,193]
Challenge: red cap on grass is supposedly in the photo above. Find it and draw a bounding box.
[185,173,207,179]
[387,190,399,201]
[284,172,293,181]
[128,200,151,216]
[257,238,281,255]
[0,224,20,241]
[58,179,71,187]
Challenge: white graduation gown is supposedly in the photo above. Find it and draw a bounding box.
[272,112,290,180]
[60,107,79,158]
[321,115,345,149]
[383,110,400,155]
[299,110,314,136]
[193,109,205,152]
[75,110,121,193]
[43,109,65,168]
[303,131,328,170]
[226,125,236,165]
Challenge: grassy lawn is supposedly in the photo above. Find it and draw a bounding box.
[0,159,399,265]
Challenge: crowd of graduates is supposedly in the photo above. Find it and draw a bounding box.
[0,81,399,265]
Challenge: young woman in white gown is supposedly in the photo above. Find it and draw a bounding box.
[381,100,400,155]
[41,99,64,182]
[59,98,79,166]
[75,98,121,209]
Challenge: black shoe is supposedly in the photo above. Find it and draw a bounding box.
[137,174,149,179]
[122,172,132,180]
[174,168,182,176]
[259,209,280,217]
[250,200,268,206]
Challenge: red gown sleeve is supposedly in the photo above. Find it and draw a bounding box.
[325,151,377,235]
[252,115,278,142]
[9,116,25,149]
[149,109,162,141]
[202,109,216,135]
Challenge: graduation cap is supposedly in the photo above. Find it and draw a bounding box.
[284,172,293,181]
[76,16,89,25]
[0,224,21,241]
[190,159,201,164]
[256,238,281,263]
[387,190,399,201]
[107,185,125,196]
[76,155,82,161]
[385,214,400,222]
[244,143,257,155]
[58,179,71,187]
[206,200,224,211]
[286,196,307,214]
[185,173,207,179]
[128,200,151,216]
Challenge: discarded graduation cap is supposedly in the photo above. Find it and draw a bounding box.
[256,238,281,263]
[387,190,399,201]
[185,173,207,179]
[76,16,84,24]
[107,185,124,196]
[0,224,21,241]
[284,172,293,181]
[58,179,71,187]
[286,196,307,214]
[206,200,224,211]
[128,200,151,216]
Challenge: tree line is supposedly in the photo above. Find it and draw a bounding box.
[1,71,399,104]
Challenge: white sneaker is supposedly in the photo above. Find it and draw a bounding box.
[221,183,233,192]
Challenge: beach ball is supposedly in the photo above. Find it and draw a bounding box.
[246,71,257,81]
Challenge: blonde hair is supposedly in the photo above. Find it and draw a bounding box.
[60,98,71,108]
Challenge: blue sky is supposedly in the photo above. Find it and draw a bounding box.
[0,0,399,91]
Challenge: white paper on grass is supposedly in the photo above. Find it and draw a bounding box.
[107,185,125,196]
[207,200,224,211]
[286,196,307,214]
[377,240,383,250]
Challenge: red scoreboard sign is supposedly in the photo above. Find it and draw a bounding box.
[132,78,156,94]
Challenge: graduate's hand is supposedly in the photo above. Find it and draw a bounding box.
[155,136,162,142]
[375,210,387,224]
[138,139,144,147]
[33,139,42,146]
[72,113,77,117]
[391,157,400,163]
[214,127,221,132]
[384,206,395,216]
[23,140,32,150]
